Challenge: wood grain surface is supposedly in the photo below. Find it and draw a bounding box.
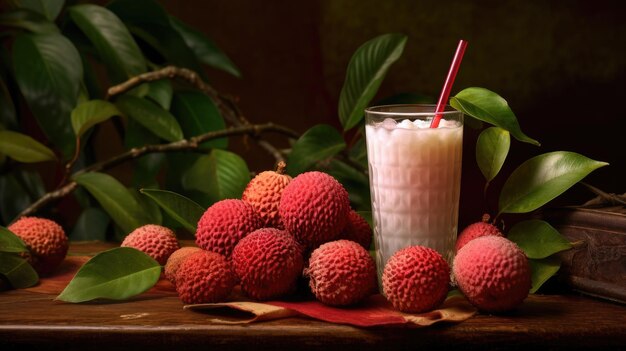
[1,242,625,351]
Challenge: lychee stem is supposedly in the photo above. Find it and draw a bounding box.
[481,213,491,223]
[276,161,287,174]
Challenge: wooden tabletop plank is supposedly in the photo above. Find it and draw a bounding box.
[1,242,625,350]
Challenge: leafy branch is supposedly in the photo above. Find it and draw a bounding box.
[106,65,294,161]
[454,87,608,293]
[15,122,298,220]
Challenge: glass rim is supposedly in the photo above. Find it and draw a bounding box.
[365,104,461,116]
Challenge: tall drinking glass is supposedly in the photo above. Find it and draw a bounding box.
[365,104,463,284]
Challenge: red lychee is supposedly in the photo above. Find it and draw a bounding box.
[164,246,202,287]
[8,217,68,276]
[242,161,292,228]
[338,210,372,250]
[121,224,180,265]
[279,171,350,250]
[456,214,503,252]
[232,228,304,300]
[195,199,262,258]
[306,240,377,306]
[175,250,236,304]
[382,245,450,313]
[453,236,531,312]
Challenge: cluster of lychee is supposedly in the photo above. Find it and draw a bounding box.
[120,161,532,314]
[121,162,377,306]
[5,165,530,314]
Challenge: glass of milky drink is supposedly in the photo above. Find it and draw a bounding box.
[365,104,463,284]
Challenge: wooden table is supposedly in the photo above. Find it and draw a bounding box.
[1,242,625,350]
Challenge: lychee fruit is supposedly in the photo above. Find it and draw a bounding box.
[195,199,262,258]
[453,236,531,312]
[242,161,292,228]
[338,210,372,250]
[306,240,377,306]
[175,250,236,304]
[121,224,180,265]
[456,214,503,252]
[382,246,450,313]
[279,171,350,250]
[8,217,68,276]
[164,246,202,287]
[232,228,304,300]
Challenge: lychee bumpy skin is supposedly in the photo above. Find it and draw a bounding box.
[242,161,292,229]
[338,210,372,250]
[306,240,377,306]
[232,228,304,300]
[455,214,503,252]
[121,224,180,265]
[383,245,450,313]
[175,250,236,304]
[453,236,531,312]
[8,217,68,276]
[195,199,262,258]
[164,246,202,287]
[279,171,350,251]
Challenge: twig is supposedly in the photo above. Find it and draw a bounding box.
[14,123,298,221]
[106,66,299,161]
[580,182,626,206]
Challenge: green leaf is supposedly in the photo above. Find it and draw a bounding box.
[170,91,227,149]
[0,227,28,253]
[78,51,103,100]
[324,159,371,211]
[476,127,510,183]
[132,154,166,188]
[145,79,173,110]
[17,170,45,198]
[287,124,346,176]
[70,207,109,241]
[0,175,30,224]
[0,130,56,162]
[71,100,121,138]
[122,120,165,188]
[124,118,158,149]
[0,9,59,33]
[129,188,162,225]
[116,95,183,142]
[338,33,407,130]
[107,0,205,77]
[529,256,561,294]
[508,219,573,259]
[68,4,146,83]
[450,87,539,146]
[140,188,205,233]
[499,152,608,214]
[348,134,368,168]
[0,252,38,288]
[169,16,241,78]
[183,149,250,204]
[12,33,82,157]
[57,247,160,303]
[13,0,65,21]
[0,77,17,129]
[73,172,151,234]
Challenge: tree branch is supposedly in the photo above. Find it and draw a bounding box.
[14,123,299,220]
[106,66,298,161]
